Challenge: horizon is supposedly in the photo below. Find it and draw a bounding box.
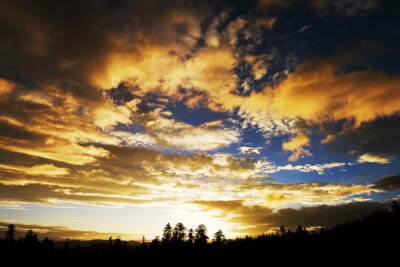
[1,0,400,241]
[0,202,392,242]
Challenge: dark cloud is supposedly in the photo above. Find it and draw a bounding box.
[193,200,389,234]
[263,201,388,229]
[322,115,400,157]
[372,174,400,191]
[0,120,45,143]
[310,0,380,17]
[0,0,211,97]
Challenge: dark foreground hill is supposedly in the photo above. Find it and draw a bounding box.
[1,202,399,265]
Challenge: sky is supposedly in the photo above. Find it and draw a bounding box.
[0,0,400,241]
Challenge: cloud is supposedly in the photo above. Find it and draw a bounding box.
[0,143,376,209]
[0,146,267,207]
[277,162,346,175]
[372,174,400,191]
[191,200,389,234]
[321,115,400,157]
[239,146,263,155]
[0,183,158,207]
[0,163,70,176]
[0,221,136,241]
[282,132,312,161]
[0,0,213,103]
[357,153,392,164]
[0,0,398,238]
[321,134,335,144]
[124,106,241,151]
[256,159,348,175]
[0,140,386,239]
[204,17,221,47]
[92,101,132,131]
[94,45,239,112]
[2,0,397,161]
[0,78,14,96]
[310,0,380,17]
[234,55,400,157]
[0,86,122,165]
[270,57,400,124]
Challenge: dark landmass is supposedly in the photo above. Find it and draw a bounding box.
[52,239,142,249]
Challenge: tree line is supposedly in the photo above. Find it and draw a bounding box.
[1,201,399,264]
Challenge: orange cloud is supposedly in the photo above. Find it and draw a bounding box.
[282,132,312,161]
[92,45,239,112]
[0,163,70,176]
[235,56,400,158]
[0,78,14,96]
[246,57,400,126]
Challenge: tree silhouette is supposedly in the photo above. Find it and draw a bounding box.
[391,200,400,213]
[5,224,15,242]
[162,223,172,244]
[108,236,113,252]
[41,237,54,253]
[114,236,122,252]
[194,224,208,246]
[320,226,326,235]
[24,229,40,249]
[213,229,225,244]
[141,236,147,251]
[172,222,186,243]
[187,228,194,244]
[295,226,308,237]
[279,225,287,235]
[0,201,398,262]
[150,236,161,250]
[62,238,70,252]
[74,244,82,254]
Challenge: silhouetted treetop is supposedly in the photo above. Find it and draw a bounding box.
[188,229,194,244]
[172,222,186,242]
[5,224,15,242]
[194,224,208,245]
[162,223,172,243]
[279,225,287,235]
[213,230,225,244]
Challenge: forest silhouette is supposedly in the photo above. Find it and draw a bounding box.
[1,201,399,264]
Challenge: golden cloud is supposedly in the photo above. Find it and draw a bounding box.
[92,45,239,111]
[282,132,312,161]
[0,78,14,96]
[357,153,392,164]
[0,163,70,176]
[0,141,377,210]
[234,56,400,159]
[244,57,400,127]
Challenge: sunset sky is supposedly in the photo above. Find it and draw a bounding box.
[1,0,400,241]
